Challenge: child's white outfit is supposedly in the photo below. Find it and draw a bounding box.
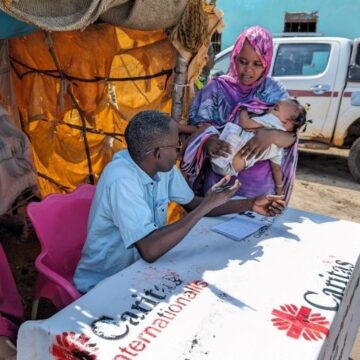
[211,113,286,176]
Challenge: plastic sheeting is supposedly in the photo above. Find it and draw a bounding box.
[7,9,224,223]
[9,24,176,196]
[0,11,36,40]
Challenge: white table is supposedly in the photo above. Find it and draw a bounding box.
[18,208,360,359]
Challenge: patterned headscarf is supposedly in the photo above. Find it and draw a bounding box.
[213,26,277,114]
[220,26,273,94]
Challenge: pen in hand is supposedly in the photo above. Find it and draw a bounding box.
[212,184,233,192]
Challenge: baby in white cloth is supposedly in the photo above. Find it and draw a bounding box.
[211,98,306,194]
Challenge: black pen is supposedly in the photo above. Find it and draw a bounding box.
[212,184,233,192]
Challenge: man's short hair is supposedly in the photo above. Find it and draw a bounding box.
[125,110,173,162]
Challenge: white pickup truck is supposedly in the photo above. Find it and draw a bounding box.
[211,37,360,182]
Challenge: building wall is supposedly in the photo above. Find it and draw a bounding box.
[217,0,360,49]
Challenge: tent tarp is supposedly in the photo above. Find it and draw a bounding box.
[4,5,223,221]
[9,24,176,195]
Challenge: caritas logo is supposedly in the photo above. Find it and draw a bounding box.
[271,304,329,341]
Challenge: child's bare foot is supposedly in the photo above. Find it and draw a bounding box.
[0,336,16,359]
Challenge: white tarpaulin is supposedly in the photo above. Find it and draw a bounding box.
[17,208,360,359]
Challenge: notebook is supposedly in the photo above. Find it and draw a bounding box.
[211,213,270,241]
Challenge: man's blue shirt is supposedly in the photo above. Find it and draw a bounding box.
[74,150,194,292]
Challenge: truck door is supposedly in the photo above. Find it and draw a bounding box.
[334,38,360,146]
[348,37,360,83]
[271,39,349,142]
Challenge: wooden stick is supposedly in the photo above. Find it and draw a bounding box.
[171,54,188,122]
[44,31,95,184]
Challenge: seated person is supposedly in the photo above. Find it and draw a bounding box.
[211,98,306,194]
[74,110,285,293]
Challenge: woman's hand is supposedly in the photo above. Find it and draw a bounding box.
[251,194,285,217]
[240,128,295,159]
[275,185,284,196]
[239,128,276,159]
[204,135,232,158]
[202,176,240,211]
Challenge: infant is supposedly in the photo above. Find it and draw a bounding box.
[211,98,306,194]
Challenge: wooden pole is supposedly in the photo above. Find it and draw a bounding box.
[171,54,188,122]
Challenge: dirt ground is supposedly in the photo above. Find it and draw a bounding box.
[289,147,360,223]
[1,146,360,358]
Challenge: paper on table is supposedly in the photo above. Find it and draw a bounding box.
[211,215,269,241]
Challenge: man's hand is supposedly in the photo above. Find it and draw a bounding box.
[251,194,285,217]
[204,135,232,158]
[202,176,240,211]
[135,178,239,263]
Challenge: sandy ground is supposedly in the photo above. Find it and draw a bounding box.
[2,146,360,358]
[289,147,360,223]
[289,147,360,360]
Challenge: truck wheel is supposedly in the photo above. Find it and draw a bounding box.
[348,137,360,183]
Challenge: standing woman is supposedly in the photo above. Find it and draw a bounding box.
[182,26,298,202]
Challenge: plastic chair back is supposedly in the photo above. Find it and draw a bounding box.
[27,184,95,310]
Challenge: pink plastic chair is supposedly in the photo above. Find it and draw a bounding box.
[27,184,95,318]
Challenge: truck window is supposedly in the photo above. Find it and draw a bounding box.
[348,43,360,82]
[273,43,330,76]
[356,44,360,65]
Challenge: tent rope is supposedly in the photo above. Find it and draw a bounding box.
[9,56,173,83]
[37,172,71,192]
[33,117,125,142]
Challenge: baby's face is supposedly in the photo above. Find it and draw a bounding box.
[272,101,300,131]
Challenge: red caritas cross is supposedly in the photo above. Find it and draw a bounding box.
[271,304,330,341]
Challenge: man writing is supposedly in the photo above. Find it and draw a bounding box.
[74,111,284,293]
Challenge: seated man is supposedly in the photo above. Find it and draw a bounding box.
[74,111,284,293]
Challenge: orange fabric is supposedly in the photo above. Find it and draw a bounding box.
[167,202,187,224]
[9,24,176,195]
[8,19,223,224]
